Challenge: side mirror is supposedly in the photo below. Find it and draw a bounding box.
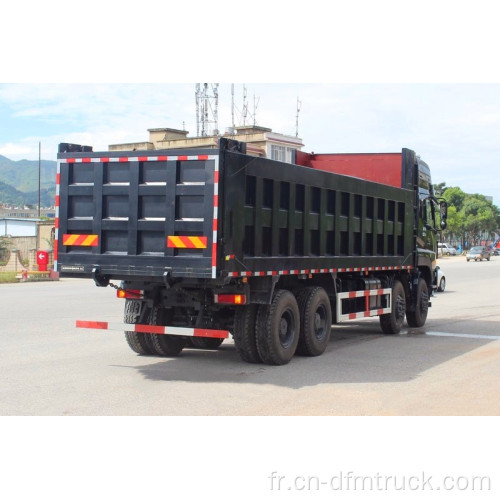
[439,201,448,230]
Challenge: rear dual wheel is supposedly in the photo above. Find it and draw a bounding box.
[296,287,332,357]
[124,300,155,355]
[124,300,186,356]
[256,290,300,366]
[233,304,261,363]
[234,288,331,365]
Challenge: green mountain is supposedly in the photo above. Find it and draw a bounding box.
[0,155,56,192]
[0,155,56,207]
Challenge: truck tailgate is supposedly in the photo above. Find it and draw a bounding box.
[56,149,219,280]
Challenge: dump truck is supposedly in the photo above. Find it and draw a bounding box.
[55,138,447,365]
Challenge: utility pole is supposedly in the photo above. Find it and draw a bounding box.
[38,141,41,218]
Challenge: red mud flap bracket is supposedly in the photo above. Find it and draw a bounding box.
[76,320,229,339]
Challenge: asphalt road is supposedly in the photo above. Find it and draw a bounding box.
[1,256,499,415]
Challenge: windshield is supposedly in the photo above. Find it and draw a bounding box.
[470,247,483,252]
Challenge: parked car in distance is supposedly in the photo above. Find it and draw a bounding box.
[438,242,457,256]
[434,266,446,292]
[465,246,491,262]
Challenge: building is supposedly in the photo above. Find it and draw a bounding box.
[0,218,55,270]
[109,125,304,163]
[0,207,55,219]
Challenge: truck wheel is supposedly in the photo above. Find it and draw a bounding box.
[380,280,406,334]
[149,307,186,357]
[296,287,332,356]
[256,290,300,365]
[124,299,155,355]
[406,278,429,328]
[233,305,261,363]
[188,337,224,349]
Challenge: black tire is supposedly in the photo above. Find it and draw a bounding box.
[406,278,429,328]
[124,300,155,355]
[149,307,186,357]
[437,277,446,292]
[380,280,406,334]
[188,337,224,349]
[256,290,300,365]
[296,287,332,357]
[233,305,261,363]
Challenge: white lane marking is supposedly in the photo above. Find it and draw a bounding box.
[424,331,500,341]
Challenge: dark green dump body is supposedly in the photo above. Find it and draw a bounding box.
[221,150,415,277]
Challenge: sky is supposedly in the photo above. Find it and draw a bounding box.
[1,82,500,205]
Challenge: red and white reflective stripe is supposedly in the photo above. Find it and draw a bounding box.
[341,308,392,321]
[76,320,229,339]
[228,265,412,278]
[336,287,392,322]
[60,155,217,163]
[212,156,220,278]
[345,289,389,298]
[54,160,61,271]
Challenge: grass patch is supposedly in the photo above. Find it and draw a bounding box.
[0,272,18,284]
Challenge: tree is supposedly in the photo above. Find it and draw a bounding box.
[0,236,12,265]
[439,187,499,248]
[443,186,466,212]
[433,182,447,197]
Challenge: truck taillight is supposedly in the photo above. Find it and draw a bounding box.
[214,294,247,305]
[116,289,144,299]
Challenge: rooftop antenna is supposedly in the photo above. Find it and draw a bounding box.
[195,83,219,137]
[242,85,248,126]
[231,84,235,129]
[195,84,201,136]
[295,97,302,138]
[252,94,260,128]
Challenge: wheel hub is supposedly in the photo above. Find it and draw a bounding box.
[279,318,288,337]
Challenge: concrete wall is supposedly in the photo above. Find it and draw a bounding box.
[0,221,54,268]
[0,248,54,272]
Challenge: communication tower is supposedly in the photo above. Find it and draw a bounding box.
[195,83,219,137]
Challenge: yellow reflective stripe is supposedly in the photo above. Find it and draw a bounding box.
[190,237,207,249]
[82,235,97,246]
[168,236,187,248]
[63,234,79,246]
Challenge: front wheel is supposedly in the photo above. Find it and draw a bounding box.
[380,280,406,335]
[406,278,429,328]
